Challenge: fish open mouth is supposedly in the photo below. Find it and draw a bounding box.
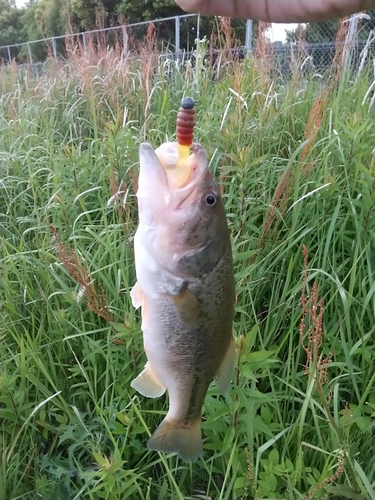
[138,142,208,209]
[154,142,193,189]
[154,142,206,191]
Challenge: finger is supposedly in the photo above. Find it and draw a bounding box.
[175,0,374,22]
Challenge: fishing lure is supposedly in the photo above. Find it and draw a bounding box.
[177,96,196,150]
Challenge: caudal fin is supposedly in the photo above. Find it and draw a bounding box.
[147,418,203,462]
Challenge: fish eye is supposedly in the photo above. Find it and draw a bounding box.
[205,192,217,207]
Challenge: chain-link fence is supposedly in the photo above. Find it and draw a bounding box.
[0,13,374,75]
[267,13,375,77]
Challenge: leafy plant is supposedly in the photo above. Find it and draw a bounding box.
[1,30,374,500]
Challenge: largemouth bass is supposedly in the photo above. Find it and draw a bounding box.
[131,140,235,462]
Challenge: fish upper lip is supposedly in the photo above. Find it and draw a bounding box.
[139,142,169,190]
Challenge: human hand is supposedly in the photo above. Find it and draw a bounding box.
[175,0,374,22]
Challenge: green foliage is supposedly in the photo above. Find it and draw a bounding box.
[69,0,120,31]
[0,45,374,500]
[18,0,68,59]
[0,0,25,49]
[115,0,182,23]
[0,0,184,59]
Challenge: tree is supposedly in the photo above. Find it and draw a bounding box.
[18,0,69,61]
[0,0,257,63]
[115,0,182,23]
[69,0,118,31]
[0,0,26,61]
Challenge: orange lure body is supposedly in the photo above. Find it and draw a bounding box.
[176,97,196,147]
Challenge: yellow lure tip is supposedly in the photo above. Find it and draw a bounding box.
[178,144,190,162]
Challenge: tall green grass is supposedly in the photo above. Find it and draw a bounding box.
[1,41,374,500]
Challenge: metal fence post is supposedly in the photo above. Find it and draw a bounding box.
[27,42,33,64]
[52,37,57,61]
[196,14,200,42]
[245,20,253,51]
[342,15,358,77]
[82,32,87,52]
[7,46,11,63]
[175,16,180,55]
[122,25,127,58]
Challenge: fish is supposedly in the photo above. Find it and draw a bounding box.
[130,140,235,462]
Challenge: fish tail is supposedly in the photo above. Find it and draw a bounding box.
[147,417,202,462]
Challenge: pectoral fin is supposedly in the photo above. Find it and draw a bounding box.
[214,337,236,396]
[131,282,150,329]
[168,285,202,324]
[130,282,143,309]
[131,362,166,398]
